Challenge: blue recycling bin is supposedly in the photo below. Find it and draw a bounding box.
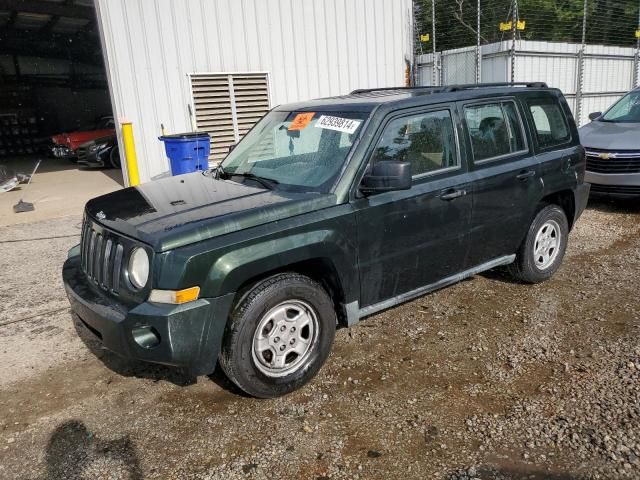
[159,132,210,175]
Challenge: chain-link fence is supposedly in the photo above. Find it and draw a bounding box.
[413,0,640,125]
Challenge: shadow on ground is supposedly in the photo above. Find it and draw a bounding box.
[478,267,523,285]
[72,316,195,387]
[586,195,640,214]
[447,465,583,480]
[45,420,142,480]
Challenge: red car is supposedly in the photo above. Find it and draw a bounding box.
[51,116,115,159]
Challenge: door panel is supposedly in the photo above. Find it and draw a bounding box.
[468,157,543,266]
[354,174,472,308]
[461,98,543,266]
[353,105,473,309]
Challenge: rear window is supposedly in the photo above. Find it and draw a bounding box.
[526,98,571,149]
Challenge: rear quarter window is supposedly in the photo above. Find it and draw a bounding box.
[526,98,571,149]
[463,101,526,162]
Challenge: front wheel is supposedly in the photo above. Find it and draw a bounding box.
[219,273,336,398]
[109,146,121,169]
[508,204,569,283]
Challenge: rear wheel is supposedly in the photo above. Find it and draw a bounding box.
[219,273,336,398]
[508,204,569,283]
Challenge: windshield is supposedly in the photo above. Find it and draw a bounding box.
[602,91,640,123]
[220,110,368,193]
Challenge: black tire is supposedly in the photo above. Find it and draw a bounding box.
[219,273,336,398]
[508,204,569,283]
[109,146,121,169]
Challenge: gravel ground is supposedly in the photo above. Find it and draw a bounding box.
[0,198,639,479]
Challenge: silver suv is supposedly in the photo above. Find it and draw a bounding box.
[579,88,640,197]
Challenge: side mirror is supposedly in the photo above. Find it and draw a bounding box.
[588,112,602,121]
[228,144,236,153]
[360,161,411,194]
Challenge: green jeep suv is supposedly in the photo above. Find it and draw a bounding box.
[63,83,589,398]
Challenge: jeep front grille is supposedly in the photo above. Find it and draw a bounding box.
[80,218,125,293]
[586,149,640,174]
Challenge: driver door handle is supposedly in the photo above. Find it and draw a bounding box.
[439,188,467,201]
[516,169,536,181]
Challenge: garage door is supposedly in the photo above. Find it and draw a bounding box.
[189,73,270,164]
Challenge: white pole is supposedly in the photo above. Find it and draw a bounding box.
[510,0,518,83]
[432,0,437,86]
[634,1,640,87]
[575,0,588,124]
[476,0,481,84]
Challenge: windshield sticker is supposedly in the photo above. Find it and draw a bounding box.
[288,112,315,131]
[314,115,362,134]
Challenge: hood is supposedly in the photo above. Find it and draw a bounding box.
[85,171,336,252]
[579,121,640,150]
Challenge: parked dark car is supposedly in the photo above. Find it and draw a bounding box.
[76,134,120,169]
[63,83,589,398]
[579,88,640,197]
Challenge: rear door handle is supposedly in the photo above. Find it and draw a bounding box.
[516,170,536,181]
[439,188,467,201]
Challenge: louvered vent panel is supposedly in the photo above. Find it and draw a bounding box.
[232,75,271,136]
[190,73,270,165]
[191,74,234,164]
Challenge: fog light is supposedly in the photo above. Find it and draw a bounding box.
[132,326,161,349]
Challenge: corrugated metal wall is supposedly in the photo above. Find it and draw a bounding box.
[417,41,636,126]
[95,0,413,184]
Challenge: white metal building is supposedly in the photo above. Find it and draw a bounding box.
[94,0,414,184]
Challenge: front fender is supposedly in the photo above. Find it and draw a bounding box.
[206,229,359,302]
[153,205,359,306]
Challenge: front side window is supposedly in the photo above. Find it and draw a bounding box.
[602,91,640,123]
[221,110,367,193]
[464,101,525,162]
[372,110,458,177]
[527,99,571,149]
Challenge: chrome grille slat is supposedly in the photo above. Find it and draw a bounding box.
[102,239,113,288]
[82,222,90,272]
[94,234,103,284]
[80,221,88,272]
[113,244,124,293]
[87,230,97,278]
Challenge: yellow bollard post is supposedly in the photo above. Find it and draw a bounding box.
[121,120,140,187]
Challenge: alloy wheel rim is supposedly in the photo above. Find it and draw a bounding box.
[252,300,318,378]
[533,220,561,270]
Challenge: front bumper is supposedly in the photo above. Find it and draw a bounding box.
[585,171,640,197]
[77,150,105,167]
[63,253,235,375]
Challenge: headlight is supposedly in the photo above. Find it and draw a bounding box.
[128,247,149,289]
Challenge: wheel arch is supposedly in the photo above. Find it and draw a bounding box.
[201,232,358,327]
[231,258,350,327]
[540,189,576,230]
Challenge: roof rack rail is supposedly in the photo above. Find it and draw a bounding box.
[349,86,438,95]
[350,82,548,96]
[442,82,548,92]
